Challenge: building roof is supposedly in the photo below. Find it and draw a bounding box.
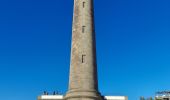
[104,96,128,100]
[38,95,63,100]
[38,95,128,100]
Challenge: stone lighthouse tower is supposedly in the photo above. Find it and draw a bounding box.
[37,0,128,100]
[64,0,102,99]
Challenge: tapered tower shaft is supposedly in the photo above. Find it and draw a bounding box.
[65,0,102,100]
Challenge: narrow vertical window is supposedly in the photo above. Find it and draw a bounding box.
[83,2,85,8]
[82,55,86,63]
[82,26,86,33]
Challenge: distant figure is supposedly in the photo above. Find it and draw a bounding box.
[53,91,56,95]
[43,91,46,95]
[43,91,48,95]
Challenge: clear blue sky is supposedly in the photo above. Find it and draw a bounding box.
[0,0,170,100]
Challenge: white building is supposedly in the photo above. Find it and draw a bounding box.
[155,91,170,100]
[155,95,170,100]
[38,95,128,100]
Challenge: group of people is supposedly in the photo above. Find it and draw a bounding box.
[43,91,59,95]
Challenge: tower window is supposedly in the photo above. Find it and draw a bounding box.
[82,26,86,33]
[83,2,85,8]
[82,55,86,63]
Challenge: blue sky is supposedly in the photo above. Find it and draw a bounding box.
[0,0,170,100]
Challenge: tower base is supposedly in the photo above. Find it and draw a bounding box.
[64,89,102,100]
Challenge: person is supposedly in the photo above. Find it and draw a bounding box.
[53,91,56,95]
[43,91,48,95]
